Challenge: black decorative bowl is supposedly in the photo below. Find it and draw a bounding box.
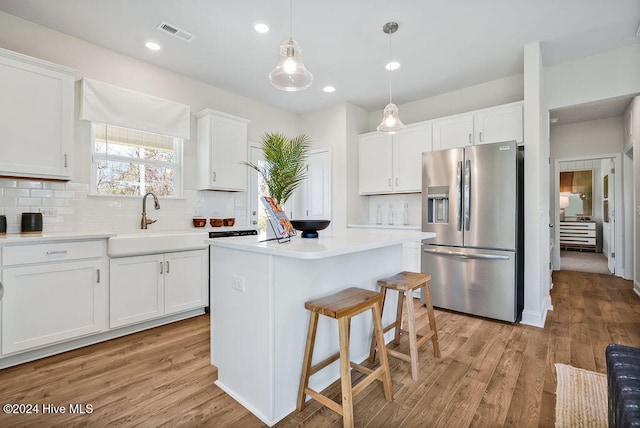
[290,220,331,238]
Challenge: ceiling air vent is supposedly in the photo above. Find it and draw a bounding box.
[157,21,196,42]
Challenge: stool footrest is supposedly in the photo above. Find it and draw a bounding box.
[350,361,374,376]
[310,352,341,376]
[305,388,344,415]
[387,348,412,363]
[352,366,387,397]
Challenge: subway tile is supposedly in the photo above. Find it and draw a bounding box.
[0,179,18,188]
[53,190,75,198]
[4,188,29,198]
[17,180,43,189]
[30,189,54,198]
[17,197,41,206]
[42,181,66,190]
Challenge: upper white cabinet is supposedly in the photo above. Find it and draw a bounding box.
[432,113,474,150]
[432,101,523,150]
[474,102,523,145]
[0,48,76,180]
[197,109,250,191]
[359,122,432,195]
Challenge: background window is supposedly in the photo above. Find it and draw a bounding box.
[91,123,183,197]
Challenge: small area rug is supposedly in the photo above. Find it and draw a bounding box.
[555,363,607,427]
[560,250,611,275]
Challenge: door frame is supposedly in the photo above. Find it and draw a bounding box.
[552,153,625,277]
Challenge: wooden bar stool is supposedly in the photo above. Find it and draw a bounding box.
[369,271,440,381]
[297,287,393,428]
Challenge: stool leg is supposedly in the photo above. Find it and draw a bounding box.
[394,290,404,345]
[404,289,419,381]
[422,283,441,358]
[368,288,388,363]
[338,316,354,428]
[297,311,319,411]
[372,302,394,402]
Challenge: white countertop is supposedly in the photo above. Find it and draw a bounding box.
[208,228,435,259]
[348,223,421,231]
[0,231,116,244]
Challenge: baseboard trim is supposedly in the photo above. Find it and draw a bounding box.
[634,280,640,298]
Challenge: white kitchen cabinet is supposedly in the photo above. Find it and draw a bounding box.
[359,122,432,195]
[0,48,76,180]
[432,113,474,150]
[359,132,393,194]
[432,101,523,150]
[164,250,208,315]
[109,249,208,328]
[473,102,523,145]
[289,148,332,220]
[1,240,107,355]
[197,109,250,191]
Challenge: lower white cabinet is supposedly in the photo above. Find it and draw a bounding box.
[109,249,208,328]
[1,240,107,355]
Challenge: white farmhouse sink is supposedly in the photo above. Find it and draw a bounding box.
[108,230,209,257]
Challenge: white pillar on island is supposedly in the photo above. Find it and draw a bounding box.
[208,228,435,426]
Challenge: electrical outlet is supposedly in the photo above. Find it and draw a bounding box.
[39,208,57,217]
[231,275,245,292]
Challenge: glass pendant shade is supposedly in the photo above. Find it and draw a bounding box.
[269,38,313,91]
[377,103,405,133]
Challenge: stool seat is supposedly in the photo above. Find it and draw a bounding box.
[370,271,440,381]
[376,271,432,291]
[298,287,393,428]
[305,287,382,318]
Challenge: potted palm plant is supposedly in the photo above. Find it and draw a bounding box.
[244,132,311,206]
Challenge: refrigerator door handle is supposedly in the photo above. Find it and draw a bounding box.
[423,248,509,260]
[464,159,471,231]
[456,161,463,231]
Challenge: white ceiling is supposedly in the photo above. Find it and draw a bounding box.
[0,0,639,116]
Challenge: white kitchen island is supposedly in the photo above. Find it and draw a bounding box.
[208,228,435,426]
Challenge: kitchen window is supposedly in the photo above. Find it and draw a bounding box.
[91,123,183,197]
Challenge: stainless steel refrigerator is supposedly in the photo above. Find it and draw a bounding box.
[421,141,524,322]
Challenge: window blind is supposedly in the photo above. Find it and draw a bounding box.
[80,78,190,140]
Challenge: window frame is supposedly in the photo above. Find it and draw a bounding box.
[89,123,184,199]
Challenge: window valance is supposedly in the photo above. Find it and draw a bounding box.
[80,78,190,140]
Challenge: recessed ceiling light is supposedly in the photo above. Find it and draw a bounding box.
[145,41,161,51]
[323,86,336,93]
[385,61,401,71]
[254,22,270,33]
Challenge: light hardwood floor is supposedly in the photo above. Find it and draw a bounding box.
[0,270,638,427]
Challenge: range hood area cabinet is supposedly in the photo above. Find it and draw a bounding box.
[359,122,433,195]
[0,48,76,180]
[196,109,250,191]
[432,101,523,151]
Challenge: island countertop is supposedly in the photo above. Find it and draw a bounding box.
[206,227,435,259]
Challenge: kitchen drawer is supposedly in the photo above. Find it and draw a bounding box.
[2,241,105,266]
[560,237,596,246]
[560,222,595,230]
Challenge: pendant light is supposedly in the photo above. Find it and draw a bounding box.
[269,0,313,91]
[377,22,404,133]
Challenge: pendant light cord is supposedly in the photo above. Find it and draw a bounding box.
[289,0,293,40]
[387,32,393,104]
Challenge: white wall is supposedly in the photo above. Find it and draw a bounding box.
[551,117,625,158]
[0,11,299,233]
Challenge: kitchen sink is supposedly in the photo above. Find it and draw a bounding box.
[108,230,210,257]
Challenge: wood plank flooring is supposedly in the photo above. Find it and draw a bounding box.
[0,270,638,427]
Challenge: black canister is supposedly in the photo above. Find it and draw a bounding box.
[0,215,6,235]
[21,212,43,234]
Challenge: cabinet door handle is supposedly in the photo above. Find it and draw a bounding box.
[212,171,217,182]
[468,133,472,144]
[160,261,163,274]
[479,132,483,143]
[0,281,3,300]
[166,261,170,274]
[388,178,392,187]
[64,154,68,168]
[46,250,68,255]
[96,269,101,283]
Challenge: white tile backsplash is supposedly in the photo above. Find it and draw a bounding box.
[367,193,422,227]
[0,177,248,234]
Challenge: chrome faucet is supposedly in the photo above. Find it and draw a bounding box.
[141,192,160,229]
